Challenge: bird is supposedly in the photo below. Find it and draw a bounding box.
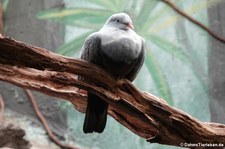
[80,13,146,133]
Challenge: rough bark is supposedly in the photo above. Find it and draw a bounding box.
[0,36,225,147]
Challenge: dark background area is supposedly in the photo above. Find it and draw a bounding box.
[0,0,67,141]
[208,1,225,124]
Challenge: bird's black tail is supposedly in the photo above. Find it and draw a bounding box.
[83,92,108,133]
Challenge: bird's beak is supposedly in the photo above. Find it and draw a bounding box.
[127,23,134,30]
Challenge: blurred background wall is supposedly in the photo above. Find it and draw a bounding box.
[0,0,67,148]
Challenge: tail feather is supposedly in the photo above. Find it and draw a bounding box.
[83,92,108,133]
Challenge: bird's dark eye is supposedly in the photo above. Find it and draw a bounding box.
[116,19,120,22]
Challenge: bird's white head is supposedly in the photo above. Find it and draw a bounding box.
[105,13,134,30]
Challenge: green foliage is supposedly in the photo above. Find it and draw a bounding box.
[2,0,10,13]
[37,0,209,105]
[145,49,173,105]
[37,8,112,29]
[147,34,189,63]
[56,31,93,55]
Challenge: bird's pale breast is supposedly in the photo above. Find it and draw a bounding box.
[99,28,142,76]
[100,28,142,63]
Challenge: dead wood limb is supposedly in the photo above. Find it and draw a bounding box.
[0,36,225,147]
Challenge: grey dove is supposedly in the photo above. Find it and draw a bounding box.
[80,13,146,133]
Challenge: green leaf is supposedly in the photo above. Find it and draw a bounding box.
[87,0,116,11]
[37,8,105,19]
[37,8,112,28]
[114,0,129,12]
[140,4,170,32]
[138,2,185,34]
[127,0,138,15]
[147,34,189,63]
[2,0,10,13]
[56,31,94,56]
[135,0,158,31]
[145,49,173,105]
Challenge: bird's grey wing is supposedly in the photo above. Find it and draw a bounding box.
[126,39,146,81]
[80,32,101,65]
[79,32,102,82]
[80,32,108,133]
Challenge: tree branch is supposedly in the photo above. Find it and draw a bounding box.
[0,36,225,147]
